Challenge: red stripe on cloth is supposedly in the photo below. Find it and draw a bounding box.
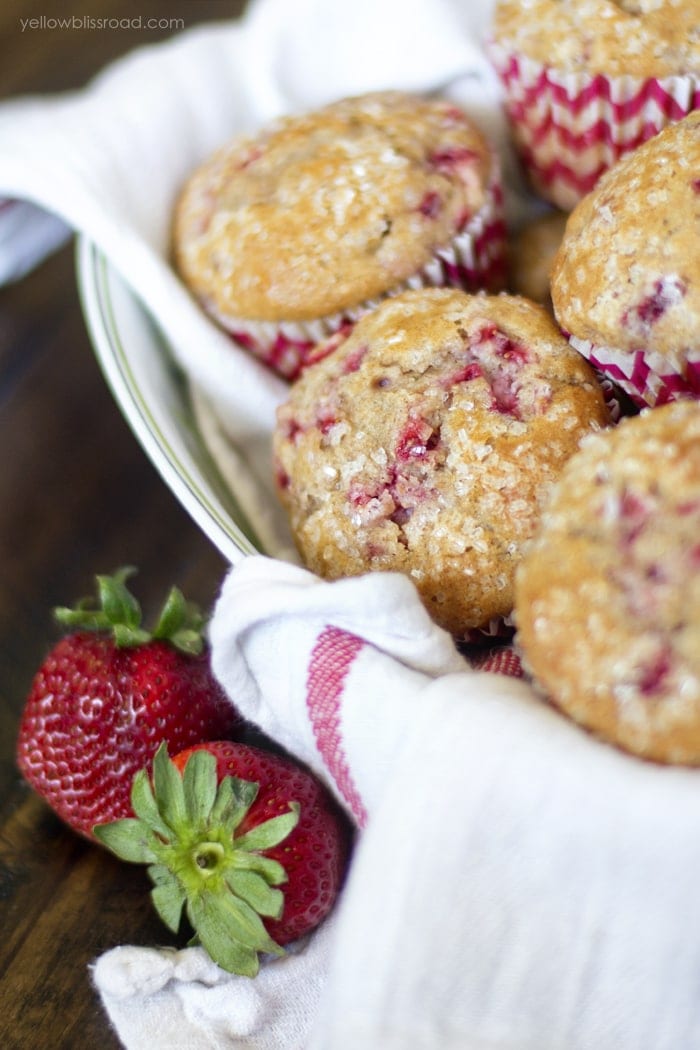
[306,626,368,827]
[470,646,524,678]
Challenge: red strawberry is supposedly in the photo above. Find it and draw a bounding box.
[94,740,352,976]
[16,568,242,841]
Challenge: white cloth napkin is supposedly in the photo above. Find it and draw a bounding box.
[4,1,700,1048]
[0,199,69,284]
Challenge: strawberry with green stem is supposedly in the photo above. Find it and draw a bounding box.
[95,740,351,976]
[16,568,243,840]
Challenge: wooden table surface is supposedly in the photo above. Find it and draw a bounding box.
[0,3,248,1045]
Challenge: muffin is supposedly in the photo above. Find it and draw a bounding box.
[273,287,610,637]
[173,91,506,380]
[551,111,700,409]
[508,209,568,308]
[515,401,700,765]
[487,0,700,210]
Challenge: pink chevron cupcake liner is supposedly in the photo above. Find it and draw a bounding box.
[597,375,625,422]
[211,172,507,382]
[487,42,700,210]
[461,612,515,648]
[568,336,700,410]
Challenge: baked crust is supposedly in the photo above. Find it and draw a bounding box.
[508,210,567,308]
[515,401,700,765]
[491,0,700,76]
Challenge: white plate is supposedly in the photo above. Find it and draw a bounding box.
[75,236,265,564]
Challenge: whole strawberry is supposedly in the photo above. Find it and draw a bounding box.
[16,568,243,840]
[95,740,352,976]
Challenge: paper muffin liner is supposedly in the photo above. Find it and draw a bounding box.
[207,169,507,381]
[486,41,700,211]
[568,336,700,409]
[461,612,516,648]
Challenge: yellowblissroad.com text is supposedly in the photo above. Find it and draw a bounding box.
[20,15,185,32]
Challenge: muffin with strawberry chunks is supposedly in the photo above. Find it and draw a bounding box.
[487,0,700,210]
[273,287,610,638]
[515,401,700,765]
[551,111,700,408]
[508,209,568,309]
[173,91,506,380]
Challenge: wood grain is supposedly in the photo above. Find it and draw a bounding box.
[0,2,246,1045]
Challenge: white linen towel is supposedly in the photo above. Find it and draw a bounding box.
[0,199,69,284]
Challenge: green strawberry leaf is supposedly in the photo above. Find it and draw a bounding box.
[182,749,218,826]
[51,568,208,654]
[210,775,259,829]
[153,742,188,831]
[93,818,158,863]
[210,892,281,952]
[169,628,205,656]
[225,871,284,919]
[187,890,284,976]
[228,851,288,885]
[189,909,260,978]
[149,864,187,932]
[53,606,109,631]
[235,803,300,853]
[152,585,187,639]
[153,587,206,655]
[97,567,141,630]
[111,624,151,648]
[130,768,172,841]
